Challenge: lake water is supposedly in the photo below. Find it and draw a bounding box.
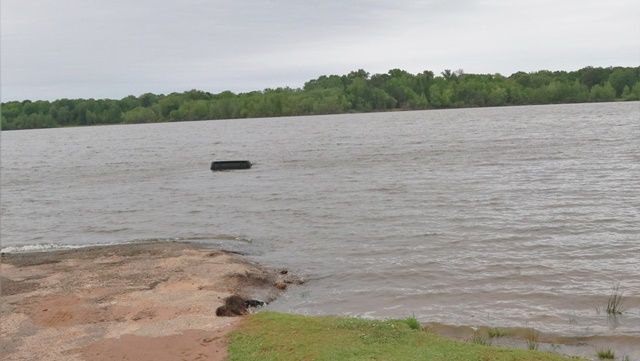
[1,102,639,340]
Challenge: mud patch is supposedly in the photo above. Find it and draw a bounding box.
[215,295,265,317]
[0,276,39,296]
[79,328,232,361]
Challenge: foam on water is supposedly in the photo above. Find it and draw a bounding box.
[0,243,88,253]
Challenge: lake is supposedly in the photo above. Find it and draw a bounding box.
[1,101,639,339]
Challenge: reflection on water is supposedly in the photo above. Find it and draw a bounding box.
[1,102,639,345]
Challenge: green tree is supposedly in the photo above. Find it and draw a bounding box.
[625,82,640,100]
[122,106,158,123]
[346,78,373,111]
[3,66,639,130]
[608,68,637,96]
[589,82,616,101]
[579,66,608,89]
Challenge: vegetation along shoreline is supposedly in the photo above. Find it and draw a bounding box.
[2,66,639,130]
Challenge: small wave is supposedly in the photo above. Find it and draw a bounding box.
[84,226,131,234]
[168,235,254,243]
[1,234,254,254]
[1,243,90,253]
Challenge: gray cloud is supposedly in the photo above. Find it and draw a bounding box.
[2,0,639,100]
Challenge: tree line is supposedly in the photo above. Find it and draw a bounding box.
[2,66,639,130]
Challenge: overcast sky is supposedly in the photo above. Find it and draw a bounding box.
[2,0,639,101]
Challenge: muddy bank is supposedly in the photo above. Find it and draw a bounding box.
[0,241,294,361]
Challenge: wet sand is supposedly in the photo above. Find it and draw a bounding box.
[0,242,287,361]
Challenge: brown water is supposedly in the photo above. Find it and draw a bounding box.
[1,102,639,350]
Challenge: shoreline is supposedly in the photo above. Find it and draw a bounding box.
[1,242,637,360]
[423,322,639,360]
[0,241,293,361]
[2,100,636,132]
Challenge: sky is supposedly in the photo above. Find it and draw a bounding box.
[1,0,639,101]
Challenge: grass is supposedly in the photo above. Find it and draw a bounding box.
[228,312,585,361]
[526,329,540,351]
[596,348,615,360]
[403,314,421,330]
[488,327,507,338]
[470,330,491,346]
[606,283,624,315]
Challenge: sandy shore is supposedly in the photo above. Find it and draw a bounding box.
[0,242,291,361]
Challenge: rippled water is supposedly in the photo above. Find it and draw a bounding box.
[1,102,639,339]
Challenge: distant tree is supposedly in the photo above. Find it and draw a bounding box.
[589,82,616,101]
[428,83,454,108]
[487,87,507,106]
[369,88,397,109]
[138,93,158,107]
[624,82,640,100]
[122,106,157,123]
[346,77,373,111]
[608,68,637,96]
[2,66,639,130]
[579,66,608,89]
[441,69,455,80]
[304,75,344,91]
[347,69,370,80]
[120,95,141,112]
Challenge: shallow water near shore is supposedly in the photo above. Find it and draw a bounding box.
[2,102,639,350]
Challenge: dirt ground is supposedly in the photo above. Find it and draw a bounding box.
[0,242,285,361]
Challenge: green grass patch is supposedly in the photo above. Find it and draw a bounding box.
[596,348,615,360]
[228,312,584,361]
[403,314,421,330]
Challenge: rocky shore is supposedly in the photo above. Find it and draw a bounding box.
[0,242,298,361]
